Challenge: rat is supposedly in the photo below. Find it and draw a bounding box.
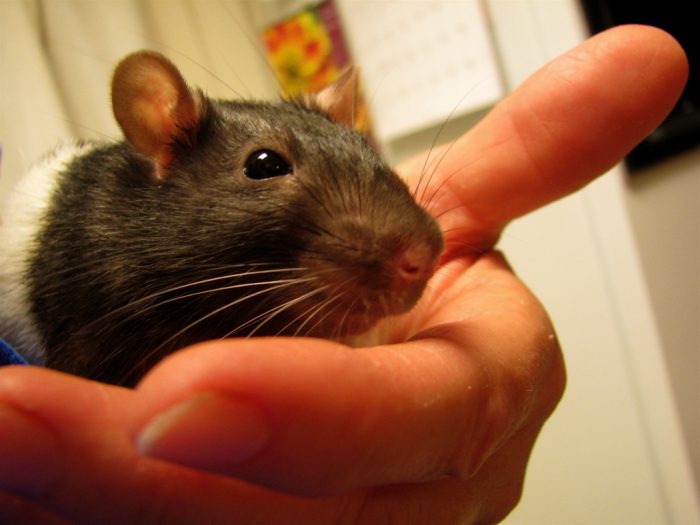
[0,51,443,387]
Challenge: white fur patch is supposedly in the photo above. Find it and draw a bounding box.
[0,143,95,363]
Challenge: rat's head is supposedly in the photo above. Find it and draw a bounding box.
[111,51,443,338]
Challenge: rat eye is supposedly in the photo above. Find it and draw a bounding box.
[244,150,292,180]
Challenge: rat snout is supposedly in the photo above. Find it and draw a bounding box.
[393,241,439,285]
[376,236,441,316]
[294,216,443,336]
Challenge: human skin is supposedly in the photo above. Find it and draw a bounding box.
[0,25,688,524]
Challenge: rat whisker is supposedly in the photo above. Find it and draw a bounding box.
[32,260,284,293]
[275,290,338,337]
[332,295,362,341]
[231,282,331,338]
[413,84,484,205]
[287,276,356,337]
[422,155,483,214]
[89,274,314,340]
[295,295,344,337]
[418,137,459,208]
[88,265,303,310]
[112,277,315,375]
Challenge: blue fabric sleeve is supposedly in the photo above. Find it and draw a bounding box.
[0,338,28,366]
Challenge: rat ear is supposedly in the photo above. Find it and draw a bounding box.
[305,67,359,128]
[111,51,205,177]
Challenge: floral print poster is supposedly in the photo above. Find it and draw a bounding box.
[262,1,374,138]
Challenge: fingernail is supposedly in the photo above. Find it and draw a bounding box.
[0,403,62,496]
[136,393,269,470]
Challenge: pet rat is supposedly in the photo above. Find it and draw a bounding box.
[0,51,443,387]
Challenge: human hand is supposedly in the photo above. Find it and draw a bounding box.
[0,25,687,524]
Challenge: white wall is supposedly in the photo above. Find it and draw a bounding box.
[624,145,700,498]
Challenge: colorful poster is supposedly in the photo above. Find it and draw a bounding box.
[262,1,373,138]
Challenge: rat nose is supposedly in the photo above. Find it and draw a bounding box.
[394,242,439,284]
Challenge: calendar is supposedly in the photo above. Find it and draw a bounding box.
[337,0,503,141]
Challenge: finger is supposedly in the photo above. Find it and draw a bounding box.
[130,253,564,497]
[0,368,144,523]
[0,492,73,525]
[0,367,361,525]
[400,25,687,245]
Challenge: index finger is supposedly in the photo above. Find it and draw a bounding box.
[400,25,687,245]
